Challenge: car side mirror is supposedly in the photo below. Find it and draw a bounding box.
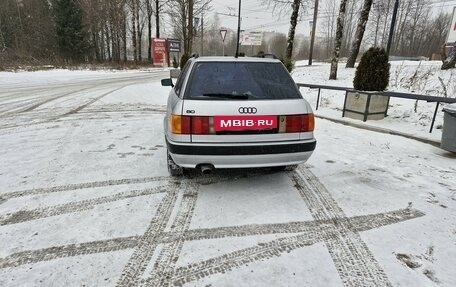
[161,78,174,88]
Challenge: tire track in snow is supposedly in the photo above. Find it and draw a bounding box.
[0,85,125,130]
[0,236,140,269]
[292,166,393,287]
[0,208,423,270]
[19,84,101,113]
[143,184,198,286]
[0,169,425,286]
[0,74,161,116]
[170,232,323,286]
[115,181,181,287]
[0,77,161,130]
[0,186,167,226]
[0,176,170,201]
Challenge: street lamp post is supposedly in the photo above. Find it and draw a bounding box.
[386,0,399,56]
[235,0,242,58]
[309,0,319,66]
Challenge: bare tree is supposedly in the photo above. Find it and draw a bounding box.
[329,0,348,80]
[346,0,373,68]
[262,0,308,60]
[286,0,301,60]
[0,14,6,51]
[321,0,337,59]
[140,0,166,62]
[166,0,210,56]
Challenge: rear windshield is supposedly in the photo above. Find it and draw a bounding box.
[184,62,302,100]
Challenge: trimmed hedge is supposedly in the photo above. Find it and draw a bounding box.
[353,47,390,91]
[279,56,294,73]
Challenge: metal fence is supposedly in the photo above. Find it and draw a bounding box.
[297,83,456,133]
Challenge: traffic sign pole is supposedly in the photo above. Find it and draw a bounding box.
[220,29,227,56]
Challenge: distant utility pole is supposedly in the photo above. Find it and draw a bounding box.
[200,12,204,56]
[235,0,242,58]
[188,0,194,55]
[386,0,399,55]
[308,0,319,65]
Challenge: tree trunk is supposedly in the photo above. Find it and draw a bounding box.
[329,0,348,80]
[342,0,355,55]
[100,30,106,61]
[346,0,373,68]
[380,0,392,47]
[187,0,194,55]
[132,0,137,62]
[110,19,118,62]
[105,25,112,61]
[155,0,160,38]
[147,1,152,61]
[122,12,127,62]
[373,12,380,47]
[181,3,187,54]
[286,0,301,60]
[0,15,7,51]
[136,0,141,62]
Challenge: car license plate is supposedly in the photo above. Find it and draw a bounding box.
[213,116,277,132]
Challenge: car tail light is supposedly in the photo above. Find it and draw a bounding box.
[170,115,210,134]
[171,114,191,134]
[285,114,315,133]
[191,116,210,134]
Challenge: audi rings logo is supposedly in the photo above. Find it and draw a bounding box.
[238,107,257,114]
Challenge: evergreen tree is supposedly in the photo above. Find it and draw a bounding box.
[353,47,390,91]
[54,0,89,62]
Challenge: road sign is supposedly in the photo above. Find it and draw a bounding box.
[152,38,168,67]
[167,39,181,53]
[240,31,263,46]
[220,29,227,42]
[194,17,200,28]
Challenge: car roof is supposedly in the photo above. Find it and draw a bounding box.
[191,56,282,64]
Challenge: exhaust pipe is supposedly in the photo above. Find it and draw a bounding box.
[200,164,214,175]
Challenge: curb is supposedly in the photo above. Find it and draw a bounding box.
[315,114,441,148]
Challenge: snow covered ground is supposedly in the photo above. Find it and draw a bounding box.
[0,66,455,287]
[293,61,456,143]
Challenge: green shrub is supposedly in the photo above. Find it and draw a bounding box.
[280,56,294,73]
[353,47,390,91]
[180,53,190,69]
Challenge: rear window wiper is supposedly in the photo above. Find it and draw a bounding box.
[202,93,249,99]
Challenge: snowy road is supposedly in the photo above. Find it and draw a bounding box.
[0,70,455,286]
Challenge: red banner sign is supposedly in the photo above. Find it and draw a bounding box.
[152,38,168,66]
[213,116,277,132]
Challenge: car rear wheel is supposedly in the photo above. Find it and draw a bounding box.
[167,150,183,176]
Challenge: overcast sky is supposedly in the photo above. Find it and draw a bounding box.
[208,0,456,37]
[210,0,300,35]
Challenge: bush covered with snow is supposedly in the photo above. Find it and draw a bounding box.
[353,48,390,91]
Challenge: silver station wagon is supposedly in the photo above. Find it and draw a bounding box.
[161,56,316,176]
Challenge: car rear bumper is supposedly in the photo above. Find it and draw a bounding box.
[166,139,316,168]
